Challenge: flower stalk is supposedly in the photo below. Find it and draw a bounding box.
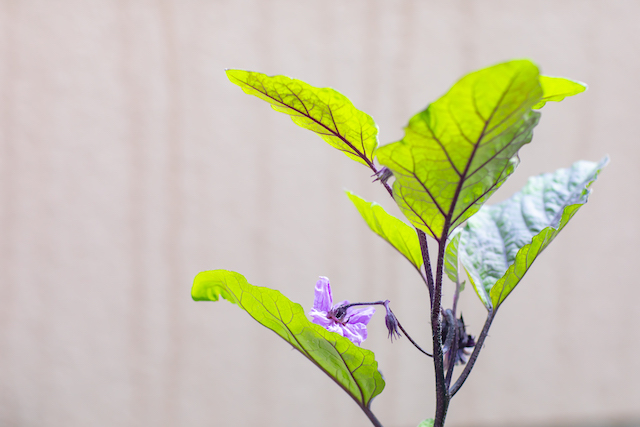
[339,301,432,357]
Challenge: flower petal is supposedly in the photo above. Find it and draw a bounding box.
[341,322,368,345]
[325,322,344,336]
[309,310,333,328]
[347,306,376,325]
[313,276,333,312]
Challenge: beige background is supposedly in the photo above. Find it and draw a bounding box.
[1,1,638,426]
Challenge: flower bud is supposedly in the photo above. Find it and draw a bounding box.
[373,167,393,184]
[383,301,402,342]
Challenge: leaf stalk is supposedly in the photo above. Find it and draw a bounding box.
[362,406,384,427]
[449,309,497,397]
[417,230,435,304]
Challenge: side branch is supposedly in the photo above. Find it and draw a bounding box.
[417,230,435,304]
[449,309,497,397]
[445,277,464,388]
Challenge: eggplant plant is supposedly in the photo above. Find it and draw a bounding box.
[191,59,607,427]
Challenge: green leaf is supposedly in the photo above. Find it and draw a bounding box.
[458,158,608,310]
[532,76,587,109]
[192,270,385,408]
[444,232,461,285]
[226,70,378,167]
[417,419,435,427]
[376,60,543,241]
[346,190,423,271]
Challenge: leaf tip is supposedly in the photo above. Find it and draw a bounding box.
[578,80,588,91]
[191,270,213,301]
[225,69,249,84]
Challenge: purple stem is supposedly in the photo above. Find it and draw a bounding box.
[445,277,463,388]
[451,277,462,319]
[417,230,435,304]
[362,406,384,427]
[449,309,497,397]
[431,239,450,427]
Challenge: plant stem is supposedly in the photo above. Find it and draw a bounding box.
[362,405,384,427]
[451,277,462,318]
[432,239,450,427]
[449,309,497,397]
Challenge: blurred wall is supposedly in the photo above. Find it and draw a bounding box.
[1,1,639,426]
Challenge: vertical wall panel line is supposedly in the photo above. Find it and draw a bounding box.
[159,0,184,424]
[118,1,149,424]
[0,1,19,423]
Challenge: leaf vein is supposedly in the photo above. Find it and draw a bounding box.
[238,77,372,166]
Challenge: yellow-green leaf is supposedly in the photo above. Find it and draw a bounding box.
[532,75,587,109]
[376,60,543,241]
[346,191,423,271]
[444,232,461,286]
[227,70,378,166]
[192,270,385,408]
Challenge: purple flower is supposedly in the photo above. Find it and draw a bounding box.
[309,277,375,345]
